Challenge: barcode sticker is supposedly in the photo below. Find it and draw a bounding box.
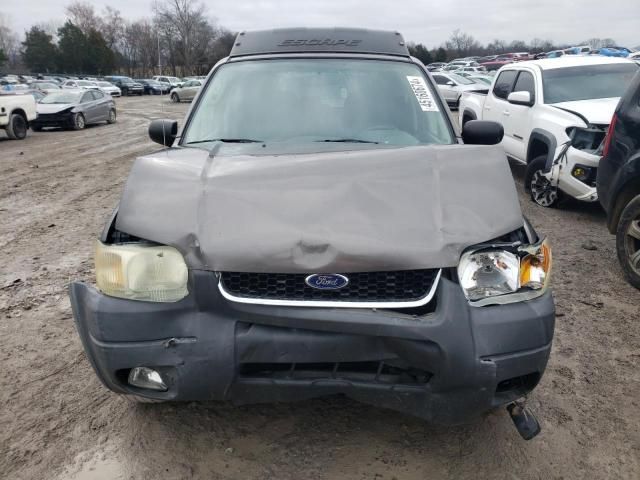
[406,76,439,112]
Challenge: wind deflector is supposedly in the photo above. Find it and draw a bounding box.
[229,28,410,58]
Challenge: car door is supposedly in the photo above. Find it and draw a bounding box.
[482,69,518,127]
[500,70,537,162]
[432,74,456,102]
[80,91,98,123]
[92,90,110,120]
[187,81,202,100]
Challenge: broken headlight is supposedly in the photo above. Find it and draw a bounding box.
[457,238,552,306]
[566,125,607,155]
[95,240,188,302]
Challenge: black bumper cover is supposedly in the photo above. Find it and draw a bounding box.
[69,272,554,425]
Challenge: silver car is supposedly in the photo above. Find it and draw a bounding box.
[31,89,116,131]
[431,72,486,108]
[170,79,203,103]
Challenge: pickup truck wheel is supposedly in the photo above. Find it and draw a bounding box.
[525,156,559,208]
[616,194,640,289]
[6,113,28,140]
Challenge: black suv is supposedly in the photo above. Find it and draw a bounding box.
[597,71,640,289]
[104,76,144,96]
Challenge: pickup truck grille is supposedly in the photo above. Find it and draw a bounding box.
[219,269,439,304]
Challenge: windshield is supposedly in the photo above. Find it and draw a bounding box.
[39,91,82,104]
[168,77,181,83]
[448,73,475,85]
[34,83,59,89]
[470,76,492,85]
[98,82,112,87]
[182,59,454,150]
[77,80,95,86]
[543,63,638,103]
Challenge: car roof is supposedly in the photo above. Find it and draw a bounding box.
[229,27,410,58]
[519,55,634,70]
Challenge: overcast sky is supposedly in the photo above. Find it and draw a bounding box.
[3,0,639,47]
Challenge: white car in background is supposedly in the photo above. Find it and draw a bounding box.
[431,72,488,108]
[153,75,183,89]
[61,79,100,90]
[459,56,639,207]
[170,79,203,103]
[96,81,122,97]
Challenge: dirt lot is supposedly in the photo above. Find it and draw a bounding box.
[1,96,638,480]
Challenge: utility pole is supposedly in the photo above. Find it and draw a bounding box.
[157,34,162,75]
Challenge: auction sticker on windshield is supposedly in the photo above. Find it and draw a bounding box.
[406,76,439,112]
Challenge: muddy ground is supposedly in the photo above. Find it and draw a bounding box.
[0,96,638,480]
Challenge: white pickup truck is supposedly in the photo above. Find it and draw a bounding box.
[459,56,639,207]
[0,93,37,140]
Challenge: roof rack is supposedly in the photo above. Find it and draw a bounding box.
[229,28,410,58]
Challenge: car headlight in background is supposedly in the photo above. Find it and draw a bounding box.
[95,241,188,302]
[458,238,552,306]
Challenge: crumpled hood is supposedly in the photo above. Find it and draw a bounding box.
[37,103,75,114]
[116,145,524,273]
[551,97,619,125]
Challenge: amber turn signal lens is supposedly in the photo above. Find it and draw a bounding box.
[520,240,552,290]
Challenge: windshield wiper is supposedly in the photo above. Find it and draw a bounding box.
[316,138,379,144]
[186,138,264,145]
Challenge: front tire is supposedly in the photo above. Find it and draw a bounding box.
[171,93,180,103]
[525,156,560,208]
[6,113,28,140]
[72,113,86,130]
[616,194,640,289]
[107,109,117,124]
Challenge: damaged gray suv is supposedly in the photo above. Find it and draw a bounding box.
[70,29,554,436]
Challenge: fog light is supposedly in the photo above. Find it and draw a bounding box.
[571,165,591,182]
[128,367,167,391]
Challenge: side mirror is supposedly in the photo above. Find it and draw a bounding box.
[149,119,178,147]
[462,120,504,145]
[446,81,455,86]
[507,91,533,106]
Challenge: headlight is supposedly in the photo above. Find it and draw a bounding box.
[95,240,188,302]
[458,250,520,300]
[458,238,552,306]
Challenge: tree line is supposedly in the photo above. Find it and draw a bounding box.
[0,4,624,75]
[407,29,620,65]
[2,0,235,77]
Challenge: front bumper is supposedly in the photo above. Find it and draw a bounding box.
[32,112,74,128]
[553,146,600,202]
[69,271,555,425]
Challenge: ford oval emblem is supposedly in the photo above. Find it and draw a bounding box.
[305,273,349,290]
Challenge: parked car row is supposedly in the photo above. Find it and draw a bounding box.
[427,46,638,74]
[1,73,208,99]
[1,87,117,139]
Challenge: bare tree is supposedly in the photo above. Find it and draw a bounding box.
[100,7,124,50]
[65,1,100,35]
[445,29,481,57]
[0,14,20,68]
[584,38,617,49]
[487,39,507,54]
[154,0,208,75]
